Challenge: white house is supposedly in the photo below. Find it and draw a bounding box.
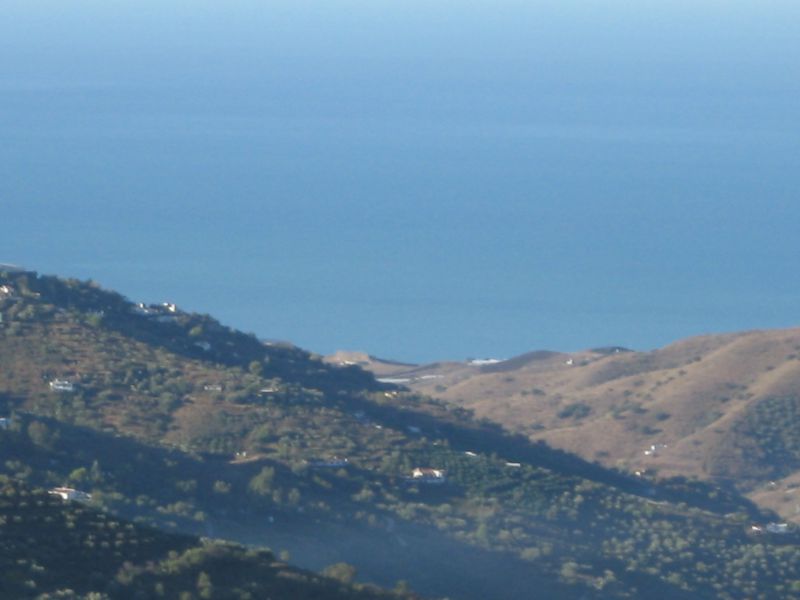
[49,487,92,503]
[411,468,447,483]
[643,443,668,457]
[49,379,75,393]
[766,522,789,534]
[131,302,155,316]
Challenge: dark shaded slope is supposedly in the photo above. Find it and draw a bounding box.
[0,478,408,600]
[334,392,762,519]
[0,413,593,600]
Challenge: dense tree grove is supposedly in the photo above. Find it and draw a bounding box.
[0,478,414,599]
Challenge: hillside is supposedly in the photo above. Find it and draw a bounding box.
[3,268,800,599]
[342,331,800,523]
[0,477,412,599]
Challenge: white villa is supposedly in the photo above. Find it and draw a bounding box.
[49,379,75,393]
[49,487,92,503]
[411,467,447,483]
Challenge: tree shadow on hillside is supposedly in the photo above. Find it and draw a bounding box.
[338,393,765,519]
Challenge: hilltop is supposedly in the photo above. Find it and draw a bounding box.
[340,330,800,523]
[3,268,800,599]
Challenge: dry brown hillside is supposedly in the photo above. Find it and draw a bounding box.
[335,328,800,522]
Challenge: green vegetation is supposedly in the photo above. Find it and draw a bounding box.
[557,402,592,419]
[736,396,800,479]
[0,478,408,599]
[2,270,800,599]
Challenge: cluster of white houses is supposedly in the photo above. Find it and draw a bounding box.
[131,302,183,324]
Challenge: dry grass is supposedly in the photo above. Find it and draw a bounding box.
[352,328,800,520]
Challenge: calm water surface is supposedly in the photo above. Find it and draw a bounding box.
[2,2,799,361]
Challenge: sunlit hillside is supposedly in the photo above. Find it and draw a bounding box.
[3,269,800,599]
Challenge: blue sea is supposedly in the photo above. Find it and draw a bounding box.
[2,1,799,362]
